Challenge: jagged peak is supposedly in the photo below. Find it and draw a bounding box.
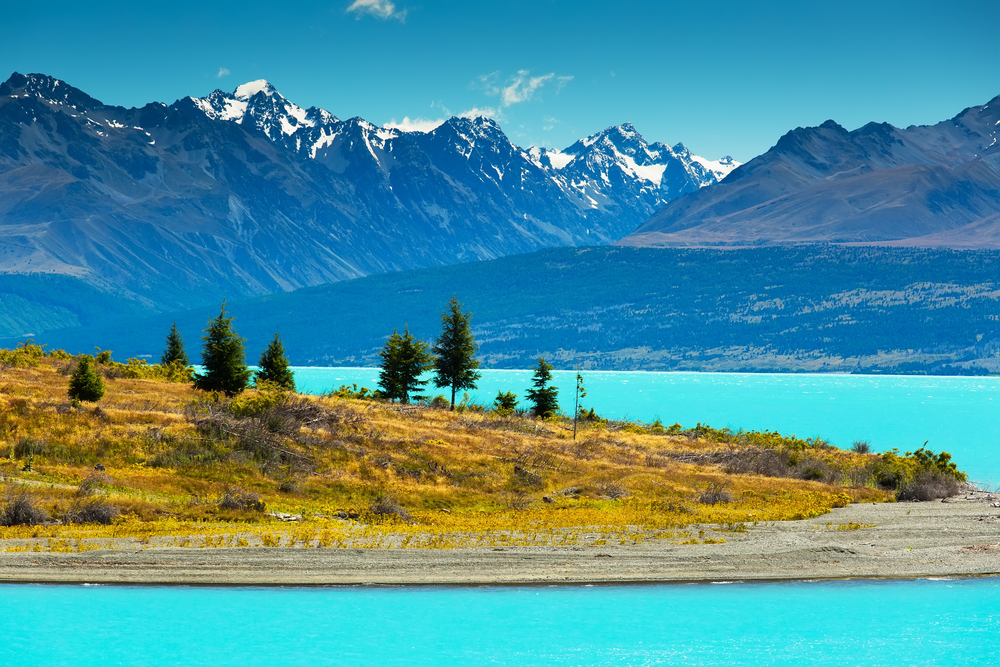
[1,71,103,108]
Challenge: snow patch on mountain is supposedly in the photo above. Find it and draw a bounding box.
[690,154,740,181]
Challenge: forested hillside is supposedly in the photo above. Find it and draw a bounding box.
[19,246,1000,374]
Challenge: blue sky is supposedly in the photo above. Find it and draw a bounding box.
[3,0,998,161]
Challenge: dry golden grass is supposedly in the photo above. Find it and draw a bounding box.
[0,357,895,551]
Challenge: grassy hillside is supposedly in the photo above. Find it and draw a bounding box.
[15,245,1000,374]
[1,347,968,552]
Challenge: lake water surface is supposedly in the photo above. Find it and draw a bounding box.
[3,578,998,666]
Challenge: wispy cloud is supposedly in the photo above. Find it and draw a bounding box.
[347,0,407,21]
[217,67,230,79]
[502,71,553,106]
[383,116,446,133]
[474,70,572,108]
[459,106,501,120]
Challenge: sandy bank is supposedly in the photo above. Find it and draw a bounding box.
[2,494,998,586]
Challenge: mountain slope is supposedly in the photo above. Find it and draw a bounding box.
[23,246,1000,375]
[622,97,1000,248]
[0,72,736,322]
[185,83,737,245]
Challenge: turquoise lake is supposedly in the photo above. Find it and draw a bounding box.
[292,368,1000,484]
[5,370,998,664]
[3,579,999,665]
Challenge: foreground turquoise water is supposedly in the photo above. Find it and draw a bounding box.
[293,368,1000,484]
[3,579,998,666]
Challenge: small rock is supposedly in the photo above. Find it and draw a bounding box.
[542,496,554,504]
[94,463,106,471]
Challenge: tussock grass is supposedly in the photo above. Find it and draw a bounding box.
[0,355,940,552]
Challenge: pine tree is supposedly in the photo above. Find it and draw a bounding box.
[377,326,431,404]
[160,322,189,367]
[525,357,559,418]
[192,301,252,397]
[493,390,519,416]
[68,354,105,403]
[431,295,481,409]
[256,333,296,391]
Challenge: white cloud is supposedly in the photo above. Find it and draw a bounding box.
[473,70,573,108]
[459,106,501,120]
[217,67,230,79]
[383,116,446,133]
[502,70,553,106]
[347,0,407,21]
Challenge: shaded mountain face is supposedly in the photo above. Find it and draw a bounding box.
[622,98,1000,248]
[184,83,736,245]
[0,72,734,317]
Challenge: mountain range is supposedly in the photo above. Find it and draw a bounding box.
[622,95,1000,248]
[0,71,734,318]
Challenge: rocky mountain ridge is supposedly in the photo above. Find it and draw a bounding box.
[622,95,1000,248]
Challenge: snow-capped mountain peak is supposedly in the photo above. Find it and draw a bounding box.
[234,79,276,100]
[188,80,343,154]
[182,82,738,230]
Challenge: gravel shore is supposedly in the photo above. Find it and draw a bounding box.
[2,494,998,586]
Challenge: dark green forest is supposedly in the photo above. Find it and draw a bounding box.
[9,245,1000,374]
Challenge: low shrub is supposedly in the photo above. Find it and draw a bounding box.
[0,486,49,526]
[63,499,120,524]
[218,488,266,512]
[369,495,412,522]
[897,470,963,501]
[851,440,873,454]
[12,437,47,459]
[330,383,373,400]
[78,471,114,496]
[698,481,733,506]
[428,395,450,409]
[228,385,289,418]
[500,490,532,511]
[596,480,629,500]
[103,358,193,383]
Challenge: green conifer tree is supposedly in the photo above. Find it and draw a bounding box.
[525,357,559,418]
[377,326,431,404]
[256,333,296,391]
[493,390,519,416]
[160,322,189,367]
[432,295,482,409]
[68,354,105,403]
[193,301,252,397]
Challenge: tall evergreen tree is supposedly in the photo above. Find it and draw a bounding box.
[431,295,481,409]
[377,326,431,404]
[160,322,189,367]
[68,354,105,403]
[525,357,559,418]
[193,301,251,397]
[256,333,295,391]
